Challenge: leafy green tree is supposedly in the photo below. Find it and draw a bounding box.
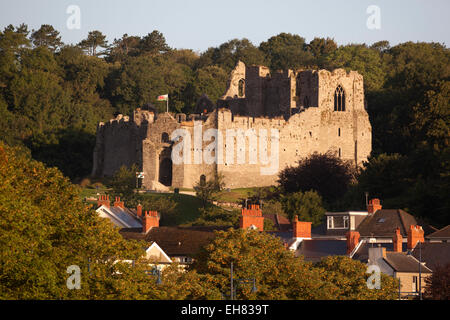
[31,24,63,52]
[194,172,225,208]
[191,65,228,104]
[139,30,171,55]
[192,228,334,300]
[108,164,138,202]
[325,44,386,92]
[278,152,356,205]
[0,143,151,299]
[198,39,267,72]
[260,33,314,70]
[188,207,239,227]
[314,256,398,300]
[79,30,108,56]
[109,54,191,114]
[281,190,326,225]
[107,33,141,62]
[307,37,337,67]
[139,196,178,225]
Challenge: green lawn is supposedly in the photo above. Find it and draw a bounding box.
[216,187,259,203]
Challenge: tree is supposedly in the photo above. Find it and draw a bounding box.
[187,207,239,227]
[79,30,108,56]
[278,152,356,205]
[108,164,138,203]
[31,24,63,52]
[193,172,225,208]
[308,37,337,68]
[325,44,386,92]
[192,228,334,300]
[314,256,398,300]
[424,263,450,300]
[0,143,151,299]
[191,65,228,105]
[139,30,171,55]
[281,190,326,225]
[259,33,314,70]
[198,39,267,72]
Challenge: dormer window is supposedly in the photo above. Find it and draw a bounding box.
[327,215,349,229]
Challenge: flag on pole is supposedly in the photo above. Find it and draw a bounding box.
[157,94,168,101]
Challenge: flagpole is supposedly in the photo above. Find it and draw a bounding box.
[166,97,168,113]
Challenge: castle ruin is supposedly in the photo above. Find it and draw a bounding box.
[92,61,372,189]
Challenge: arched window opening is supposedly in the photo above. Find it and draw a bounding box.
[200,174,206,186]
[334,85,346,111]
[161,132,170,143]
[303,96,310,108]
[238,79,245,97]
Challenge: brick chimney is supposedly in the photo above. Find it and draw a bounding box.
[113,197,124,209]
[97,195,110,208]
[367,198,382,214]
[136,204,143,218]
[393,227,403,252]
[142,211,159,233]
[240,204,264,231]
[407,225,424,250]
[346,231,360,255]
[293,216,312,238]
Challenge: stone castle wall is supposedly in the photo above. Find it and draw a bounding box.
[92,61,372,189]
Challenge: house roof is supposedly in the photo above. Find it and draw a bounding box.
[295,239,348,263]
[263,214,292,232]
[356,209,418,238]
[97,205,142,228]
[426,225,450,239]
[352,242,409,263]
[383,252,432,273]
[119,226,231,256]
[411,242,450,271]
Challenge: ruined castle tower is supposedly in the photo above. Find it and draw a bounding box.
[92,61,372,189]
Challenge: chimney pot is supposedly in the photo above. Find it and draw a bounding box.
[367,198,382,214]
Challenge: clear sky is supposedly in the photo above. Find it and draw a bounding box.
[0,0,448,52]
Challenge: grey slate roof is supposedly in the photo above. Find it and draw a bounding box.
[426,225,450,240]
[356,209,418,238]
[352,242,408,263]
[384,252,432,273]
[296,239,348,263]
[411,242,450,271]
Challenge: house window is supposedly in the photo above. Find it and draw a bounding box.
[327,216,349,229]
[334,85,346,111]
[413,276,418,292]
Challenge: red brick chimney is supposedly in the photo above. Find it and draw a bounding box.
[142,211,159,233]
[346,231,360,254]
[393,227,403,252]
[113,197,124,209]
[293,216,312,238]
[367,198,382,214]
[97,195,110,208]
[136,204,143,218]
[407,225,424,250]
[240,204,264,231]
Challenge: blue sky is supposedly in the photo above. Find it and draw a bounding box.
[0,0,448,52]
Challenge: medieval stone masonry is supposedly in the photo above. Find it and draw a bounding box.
[92,61,372,189]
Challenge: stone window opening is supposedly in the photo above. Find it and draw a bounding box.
[338,128,341,137]
[238,79,245,97]
[334,85,346,111]
[303,96,310,108]
[161,132,170,143]
[200,174,206,185]
[338,148,341,158]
